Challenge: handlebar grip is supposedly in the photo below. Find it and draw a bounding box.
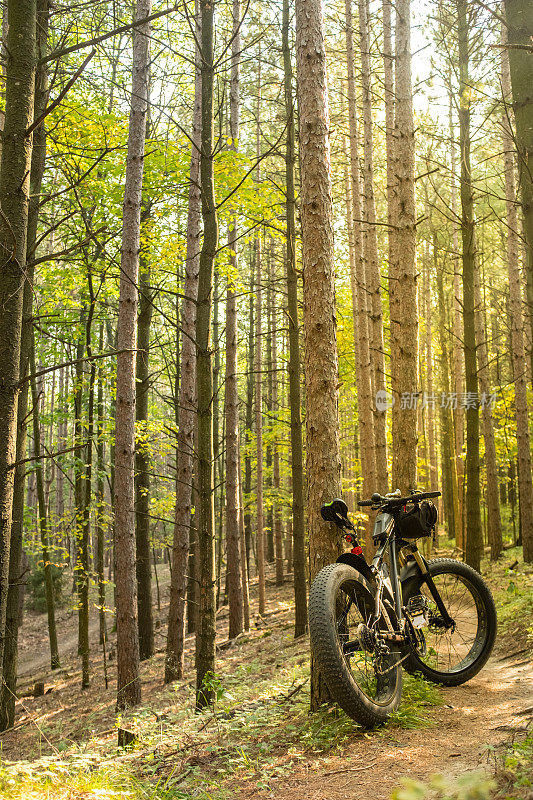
[425,491,442,499]
[357,499,374,507]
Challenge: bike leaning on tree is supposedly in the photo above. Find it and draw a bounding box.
[308,490,497,728]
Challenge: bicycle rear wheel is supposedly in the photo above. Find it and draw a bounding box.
[402,558,497,686]
[309,563,402,728]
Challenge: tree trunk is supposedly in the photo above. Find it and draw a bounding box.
[165,5,201,683]
[254,53,266,617]
[501,26,533,562]
[30,336,60,670]
[115,0,151,712]
[0,0,46,729]
[504,0,533,438]
[282,0,307,636]
[345,0,376,546]
[458,0,483,572]
[474,270,503,559]
[73,315,89,688]
[135,193,154,661]
[96,325,107,647]
[254,233,266,615]
[294,0,342,709]
[272,279,284,587]
[195,0,217,710]
[224,0,244,640]
[0,0,37,683]
[357,0,388,490]
[243,265,254,578]
[389,0,418,491]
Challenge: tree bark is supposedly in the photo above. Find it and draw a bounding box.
[135,193,154,661]
[165,6,201,683]
[282,0,307,636]
[224,0,244,640]
[254,234,266,615]
[501,26,533,562]
[345,0,376,545]
[195,0,217,710]
[504,0,533,443]
[389,0,418,492]
[115,0,151,712]
[0,0,46,729]
[474,270,503,559]
[294,0,342,708]
[30,336,60,670]
[0,0,37,683]
[357,0,388,490]
[458,0,483,572]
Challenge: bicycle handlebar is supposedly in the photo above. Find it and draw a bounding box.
[357,490,441,508]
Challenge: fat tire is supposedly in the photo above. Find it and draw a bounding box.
[309,563,402,728]
[402,558,496,686]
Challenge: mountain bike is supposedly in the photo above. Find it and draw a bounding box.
[308,490,497,728]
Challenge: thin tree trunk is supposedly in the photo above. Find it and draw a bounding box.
[272,277,283,587]
[254,52,266,617]
[135,193,154,661]
[195,0,217,710]
[345,0,376,544]
[243,265,254,578]
[238,457,250,630]
[165,5,201,683]
[224,0,244,641]
[0,0,37,683]
[458,0,483,572]
[501,27,533,562]
[30,336,60,670]
[389,0,418,491]
[294,0,342,709]
[474,271,503,559]
[255,234,266,615]
[96,325,107,647]
[449,84,465,550]
[357,0,388,490]
[115,0,151,712]
[282,0,307,636]
[74,315,89,689]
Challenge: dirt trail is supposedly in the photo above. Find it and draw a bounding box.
[264,655,533,800]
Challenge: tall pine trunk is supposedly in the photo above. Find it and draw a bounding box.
[282,0,307,636]
[504,0,533,561]
[30,336,60,669]
[501,26,533,561]
[458,0,483,571]
[345,0,376,543]
[115,0,151,712]
[294,0,342,708]
[224,0,244,640]
[195,0,217,710]
[135,193,154,661]
[389,0,418,491]
[0,0,37,683]
[357,0,388,490]
[0,0,45,729]
[165,6,201,684]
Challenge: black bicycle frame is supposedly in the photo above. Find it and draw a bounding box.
[336,510,454,634]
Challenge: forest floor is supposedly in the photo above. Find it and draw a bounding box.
[0,546,532,800]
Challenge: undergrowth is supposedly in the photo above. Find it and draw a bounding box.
[0,646,442,800]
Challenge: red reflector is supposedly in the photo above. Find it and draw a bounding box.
[351,546,363,555]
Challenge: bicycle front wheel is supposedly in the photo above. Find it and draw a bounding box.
[402,558,497,686]
[308,562,402,728]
